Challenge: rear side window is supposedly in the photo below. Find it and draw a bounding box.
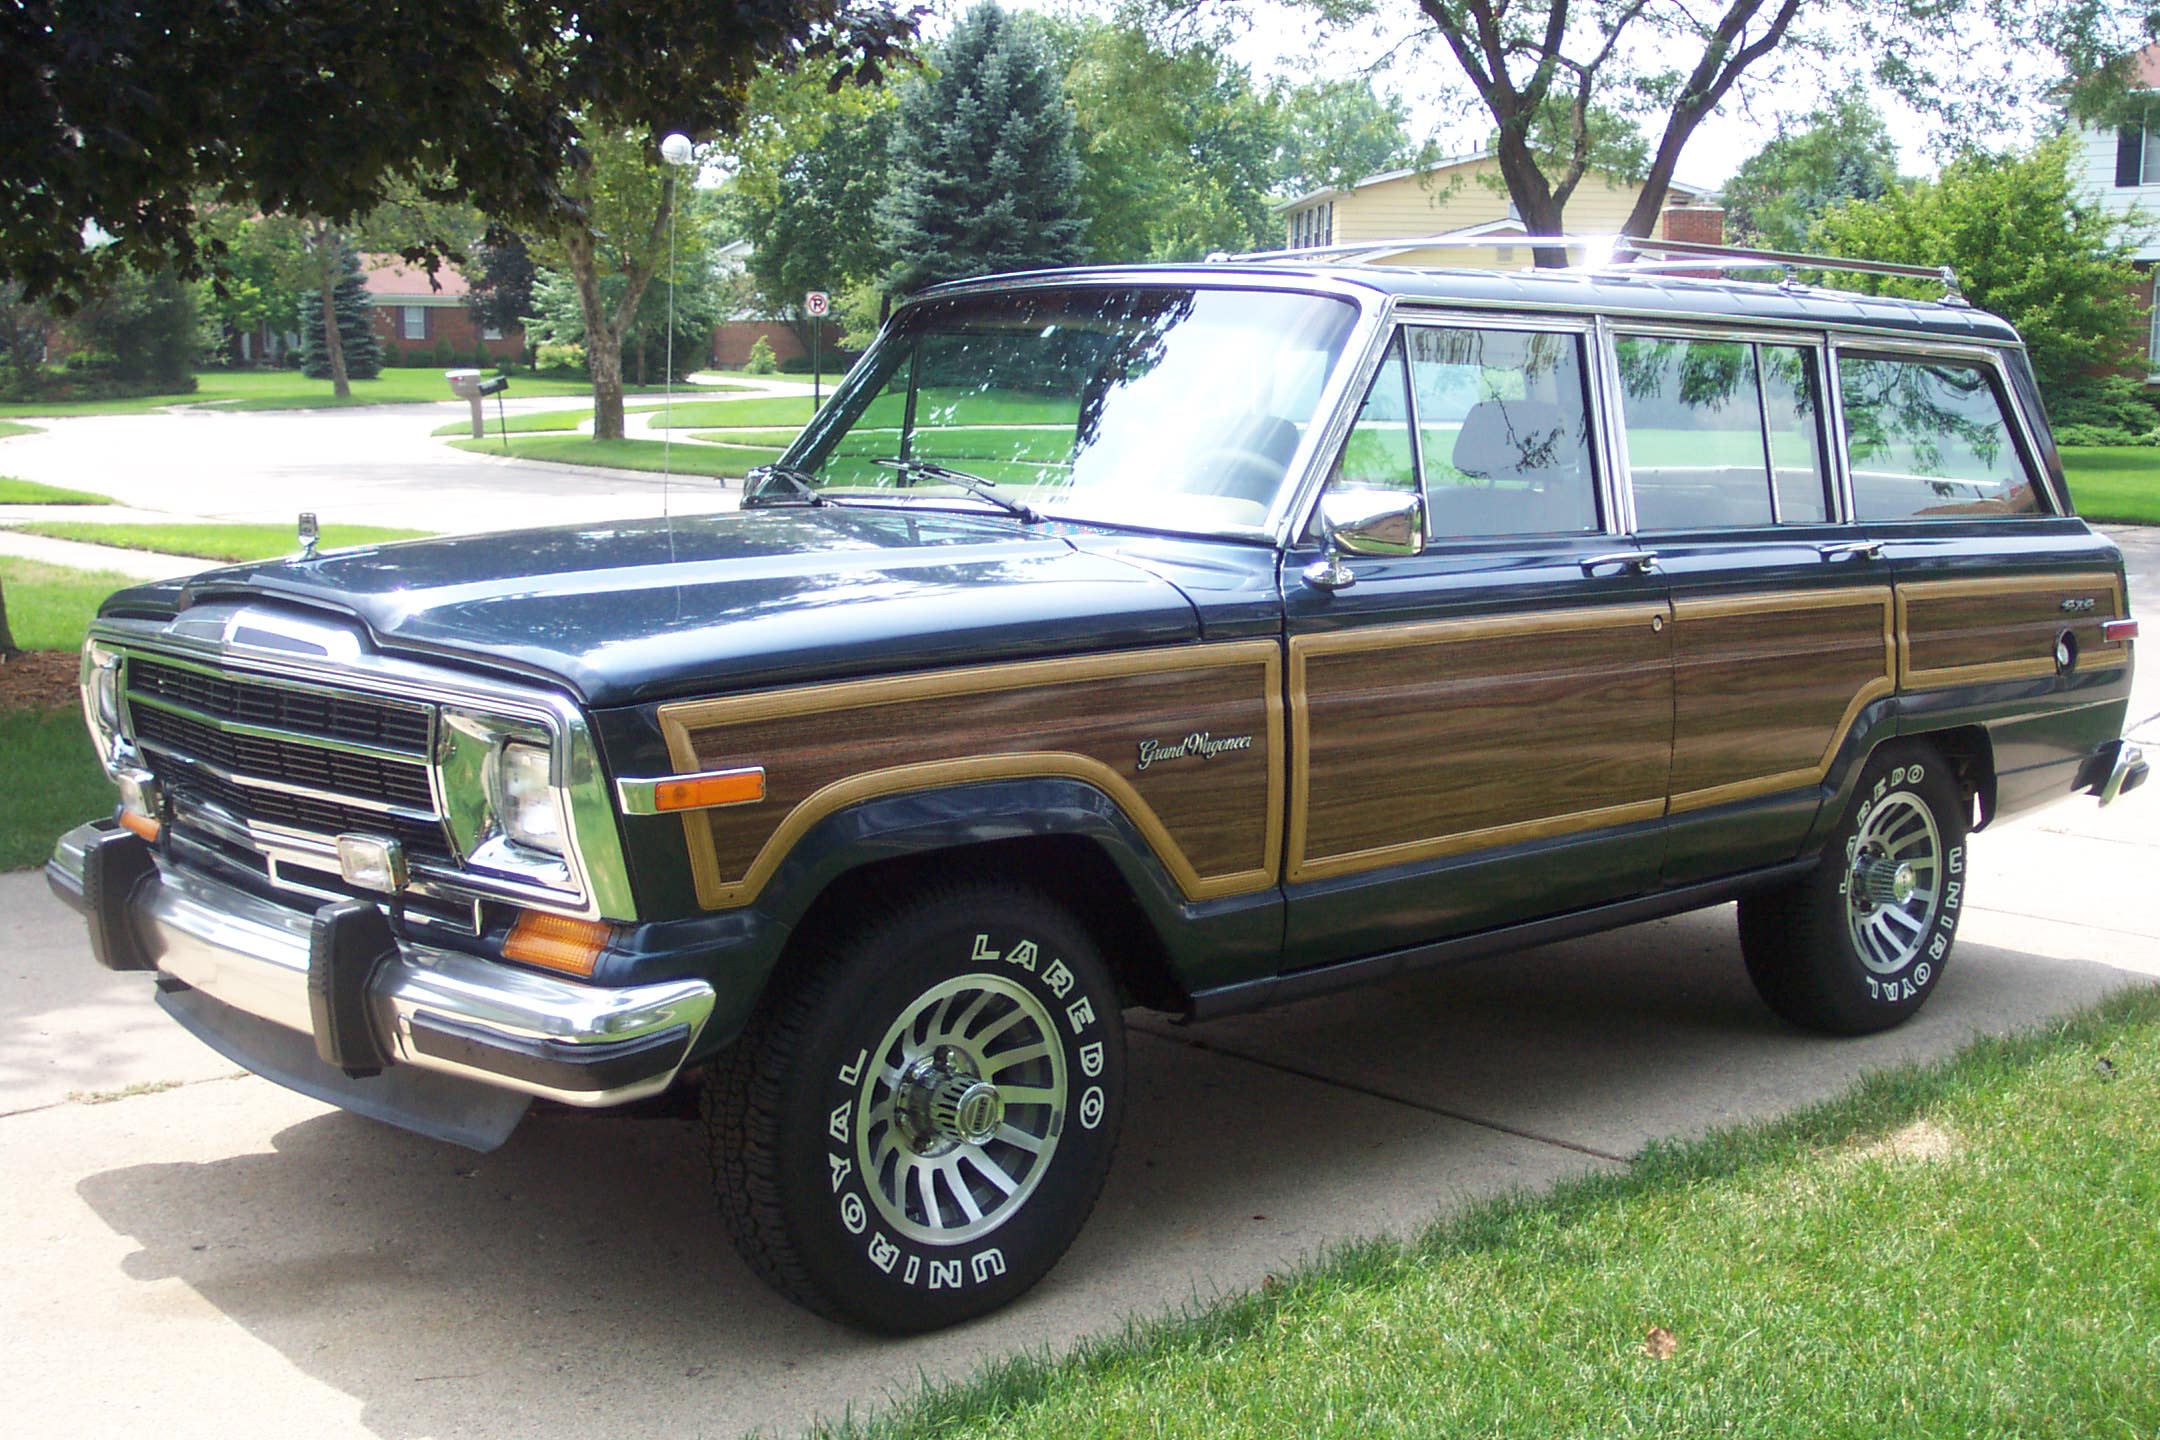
[1615,335,1831,529]
[1404,325,1600,537]
[1838,354,2045,519]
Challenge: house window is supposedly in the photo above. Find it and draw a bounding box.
[2115,113,2160,186]
[481,323,503,341]
[401,305,426,340]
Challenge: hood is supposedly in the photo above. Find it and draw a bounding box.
[107,509,1204,708]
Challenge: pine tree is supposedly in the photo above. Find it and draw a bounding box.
[299,244,383,382]
[876,3,1087,295]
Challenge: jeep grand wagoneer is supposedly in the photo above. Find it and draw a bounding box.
[51,243,2145,1330]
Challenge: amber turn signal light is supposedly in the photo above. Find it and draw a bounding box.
[118,810,161,842]
[502,911,613,978]
[652,767,766,812]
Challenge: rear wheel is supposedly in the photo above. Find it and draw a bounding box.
[706,880,1125,1331]
[1739,743,1968,1034]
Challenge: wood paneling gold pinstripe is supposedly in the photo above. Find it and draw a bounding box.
[657,644,1282,911]
[1897,572,2128,688]
[1667,587,1896,814]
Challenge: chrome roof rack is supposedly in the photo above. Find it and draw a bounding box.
[1204,232,1965,305]
[1607,236,1964,304]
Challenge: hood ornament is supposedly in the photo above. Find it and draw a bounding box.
[294,511,319,561]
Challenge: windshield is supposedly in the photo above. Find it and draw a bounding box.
[776,286,1362,536]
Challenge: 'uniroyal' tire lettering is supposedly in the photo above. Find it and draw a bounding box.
[823,926,1111,1294]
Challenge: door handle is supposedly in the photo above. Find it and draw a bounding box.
[1817,540,1883,561]
[1580,550,1659,576]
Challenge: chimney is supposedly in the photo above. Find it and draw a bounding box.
[1660,203,1726,246]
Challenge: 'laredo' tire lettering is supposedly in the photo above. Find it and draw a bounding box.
[821,924,1111,1293]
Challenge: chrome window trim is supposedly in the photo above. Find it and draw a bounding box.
[1603,323,1841,535]
[1289,307,1621,550]
[1827,339,2064,521]
[1274,291,1401,548]
[1824,339,1858,523]
[86,614,638,923]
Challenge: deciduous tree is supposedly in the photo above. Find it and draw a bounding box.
[1811,135,2141,401]
[1724,88,1899,250]
[1177,0,2147,264]
[0,0,912,309]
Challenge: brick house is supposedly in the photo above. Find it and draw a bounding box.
[362,257,525,365]
[1273,148,1722,266]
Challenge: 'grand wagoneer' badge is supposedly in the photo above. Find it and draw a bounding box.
[1135,731,1254,771]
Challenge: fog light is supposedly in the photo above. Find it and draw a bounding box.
[336,834,409,894]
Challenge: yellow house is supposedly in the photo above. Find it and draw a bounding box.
[1274,148,1721,268]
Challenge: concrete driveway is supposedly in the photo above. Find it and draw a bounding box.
[0,391,759,537]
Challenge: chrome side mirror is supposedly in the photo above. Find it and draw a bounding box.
[1303,488,1424,591]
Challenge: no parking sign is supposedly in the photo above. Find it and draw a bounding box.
[805,291,830,317]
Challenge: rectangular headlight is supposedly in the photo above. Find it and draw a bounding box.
[496,741,564,853]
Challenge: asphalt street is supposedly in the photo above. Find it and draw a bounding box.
[0,402,2155,1438]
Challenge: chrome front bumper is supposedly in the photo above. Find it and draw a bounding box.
[48,821,715,1145]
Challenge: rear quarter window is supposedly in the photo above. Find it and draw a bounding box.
[1838,353,2046,520]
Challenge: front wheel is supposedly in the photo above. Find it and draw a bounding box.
[1739,743,1969,1034]
[706,881,1125,1331]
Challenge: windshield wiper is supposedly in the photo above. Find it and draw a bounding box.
[874,458,1040,523]
[744,464,826,507]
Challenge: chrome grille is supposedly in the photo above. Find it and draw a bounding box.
[122,653,451,862]
[129,657,432,753]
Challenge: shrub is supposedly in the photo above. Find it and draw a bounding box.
[432,336,455,367]
[744,335,778,374]
[472,343,490,370]
[2048,374,2160,446]
[534,342,586,374]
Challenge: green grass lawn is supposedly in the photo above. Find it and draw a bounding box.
[450,433,782,478]
[0,476,109,504]
[2059,445,2160,524]
[0,368,593,417]
[648,395,820,429]
[10,522,430,562]
[825,986,2160,1440]
[0,420,41,439]
[0,557,135,866]
[0,709,115,869]
[431,407,593,437]
[0,558,134,650]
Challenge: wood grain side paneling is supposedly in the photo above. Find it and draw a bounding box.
[1668,588,1895,814]
[1899,572,2127,688]
[657,644,1282,910]
[1289,604,1672,882]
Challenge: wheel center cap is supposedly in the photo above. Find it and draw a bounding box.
[1861,857,1918,908]
[928,1075,1003,1146]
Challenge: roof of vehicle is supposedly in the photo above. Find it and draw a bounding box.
[914,261,2027,350]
